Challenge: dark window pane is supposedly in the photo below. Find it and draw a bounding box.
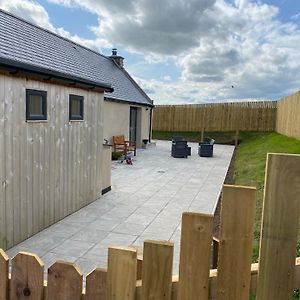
[26,89,47,120]
[69,94,84,120]
[71,99,81,116]
[29,95,43,115]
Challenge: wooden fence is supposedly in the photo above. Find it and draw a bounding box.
[1,153,300,299]
[153,101,278,132]
[276,91,300,140]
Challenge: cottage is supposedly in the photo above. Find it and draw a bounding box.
[0,9,152,249]
[104,49,154,148]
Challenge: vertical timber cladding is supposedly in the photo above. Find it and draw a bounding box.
[276,91,300,140]
[152,101,278,132]
[0,73,104,249]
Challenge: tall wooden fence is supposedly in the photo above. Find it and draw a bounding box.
[276,91,300,140]
[153,101,278,132]
[1,153,300,300]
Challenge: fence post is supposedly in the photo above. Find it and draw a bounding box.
[201,129,205,142]
[142,240,174,300]
[235,130,239,146]
[107,246,137,300]
[217,185,256,300]
[178,212,213,300]
[256,153,300,300]
[85,268,107,300]
[47,261,83,300]
[0,249,8,300]
[10,252,44,300]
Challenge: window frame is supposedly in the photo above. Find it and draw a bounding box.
[69,94,84,121]
[26,89,47,121]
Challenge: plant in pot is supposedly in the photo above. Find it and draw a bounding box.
[142,139,148,148]
[112,151,123,160]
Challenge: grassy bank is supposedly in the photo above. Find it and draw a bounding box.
[153,130,300,259]
[233,132,300,261]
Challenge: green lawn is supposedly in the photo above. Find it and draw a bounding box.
[233,132,300,261]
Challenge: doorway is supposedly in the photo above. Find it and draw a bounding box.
[129,107,138,142]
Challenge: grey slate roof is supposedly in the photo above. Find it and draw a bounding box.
[0,9,153,106]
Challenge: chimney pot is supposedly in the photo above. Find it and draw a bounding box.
[112,48,117,56]
[110,48,124,68]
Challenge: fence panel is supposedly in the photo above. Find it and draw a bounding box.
[217,185,256,300]
[85,268,107,300]
[107,246,137,300]
[0,249,8,300]
[142,240,174,300]
[47,262,83,300]
[276,91,300,140]
[178,212,213,299]
[10,252,44,300]
[153,101,277,132]
[256,153,300,300]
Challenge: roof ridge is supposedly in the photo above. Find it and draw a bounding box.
[0,8,111,62]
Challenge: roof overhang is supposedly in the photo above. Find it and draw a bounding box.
[0,57,114,93]
[104,96,154,108]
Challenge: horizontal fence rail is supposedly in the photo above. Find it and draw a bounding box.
[153,101,278,132]
[1,153,299,300]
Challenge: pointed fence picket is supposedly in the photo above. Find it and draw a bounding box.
[0,153,299,300]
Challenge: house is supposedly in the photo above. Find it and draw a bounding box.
[104,48,154,148]
[0,9,153,249]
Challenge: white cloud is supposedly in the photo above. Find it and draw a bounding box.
[44,0,300,102]
[0,0,111,51]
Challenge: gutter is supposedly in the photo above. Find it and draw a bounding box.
[104,96,154,108]
[0,57,114,93]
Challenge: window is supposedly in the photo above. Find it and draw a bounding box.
[69,94,84,120]
[26,89,47,120]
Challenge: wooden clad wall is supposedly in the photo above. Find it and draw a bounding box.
[153,101,277,132]
[0,73,104,249]
[276,91,300,140]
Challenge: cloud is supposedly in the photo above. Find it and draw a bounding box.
[0,0,111,51]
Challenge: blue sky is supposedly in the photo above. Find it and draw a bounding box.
[1,0,300,104]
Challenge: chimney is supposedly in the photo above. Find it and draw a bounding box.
[110,48,124,68]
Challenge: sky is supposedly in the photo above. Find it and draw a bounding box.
[0,0,300,104]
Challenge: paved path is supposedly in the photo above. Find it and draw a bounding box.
[7,140,234,274]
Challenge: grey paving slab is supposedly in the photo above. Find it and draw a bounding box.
[6,140,234,275]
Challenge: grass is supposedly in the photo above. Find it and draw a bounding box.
[233,132,300,261]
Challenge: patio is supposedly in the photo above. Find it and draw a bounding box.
[6,140,234,274]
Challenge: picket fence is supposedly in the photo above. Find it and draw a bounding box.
[1,153,300,300]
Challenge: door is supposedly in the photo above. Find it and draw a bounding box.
[129,107,138,142]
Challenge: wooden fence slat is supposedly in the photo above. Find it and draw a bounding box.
[178,212,213,300]
[142,240,174,300]
[256,153,300,300]
[217,185,256,300]
[85,268,107,300]
[10,252,44,300]
[47,261,83,300]
[107,246,137,300]
[0,249,8,300]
